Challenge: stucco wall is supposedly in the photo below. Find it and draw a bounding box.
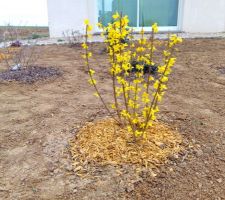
[47,0,88,37]
[48,0,225,37]
[182,0,225,33]
[47,0,98,37]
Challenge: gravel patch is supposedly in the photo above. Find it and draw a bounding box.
[1,32,225,48]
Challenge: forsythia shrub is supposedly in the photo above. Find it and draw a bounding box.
[82,13,182,142]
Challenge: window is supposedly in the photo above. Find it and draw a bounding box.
[98,0,179,28]
[98,0,137,26]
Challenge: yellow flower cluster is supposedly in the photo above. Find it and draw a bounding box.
[84,19,93,32]
[82,13,182,141]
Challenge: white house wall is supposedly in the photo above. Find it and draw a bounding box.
[48,0,225,37]
[47,0,88,37]
[182,0,225,33]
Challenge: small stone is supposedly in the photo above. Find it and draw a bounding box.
[10,64,22,71]
[65,164,73,171]
[174,154,179,159]
[204,147,212,154]
[168,154,178,161]
[216,178,223,183]
[189,191,197,196]
[150,170,157,177]
[54,169,60,174]
[195,149,203,157]
[155,142,166,149]
[126,183,134,193]
[70,183,77,189]
[180,163,187,168]
[191,139,196,144]
[169,168,174,172]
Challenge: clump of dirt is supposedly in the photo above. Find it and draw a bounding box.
[70,118,183,176]
[0,66,62,83]
[218,66,225,74]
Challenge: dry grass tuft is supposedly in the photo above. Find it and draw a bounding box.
[70,118,183,174]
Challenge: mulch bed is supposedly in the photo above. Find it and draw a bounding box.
[70,118,183,177]
[0,66,62,83]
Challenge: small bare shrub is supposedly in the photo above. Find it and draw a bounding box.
[0,25,41,70]
[63,30,83,47]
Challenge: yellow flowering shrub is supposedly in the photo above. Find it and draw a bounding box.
[82,13,182,141]
[0,53,12,60]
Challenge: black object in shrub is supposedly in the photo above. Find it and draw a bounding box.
[130,60,158,75]
[10,40,22,47]
[120,37,129,44]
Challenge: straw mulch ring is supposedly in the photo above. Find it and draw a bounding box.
[70,118,183,176]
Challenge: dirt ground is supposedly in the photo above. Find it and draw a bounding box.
[0,27,49,40]
[0,39,225,200]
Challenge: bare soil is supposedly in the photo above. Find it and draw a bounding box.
[0,26,49,40]
[0,39,225,200]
